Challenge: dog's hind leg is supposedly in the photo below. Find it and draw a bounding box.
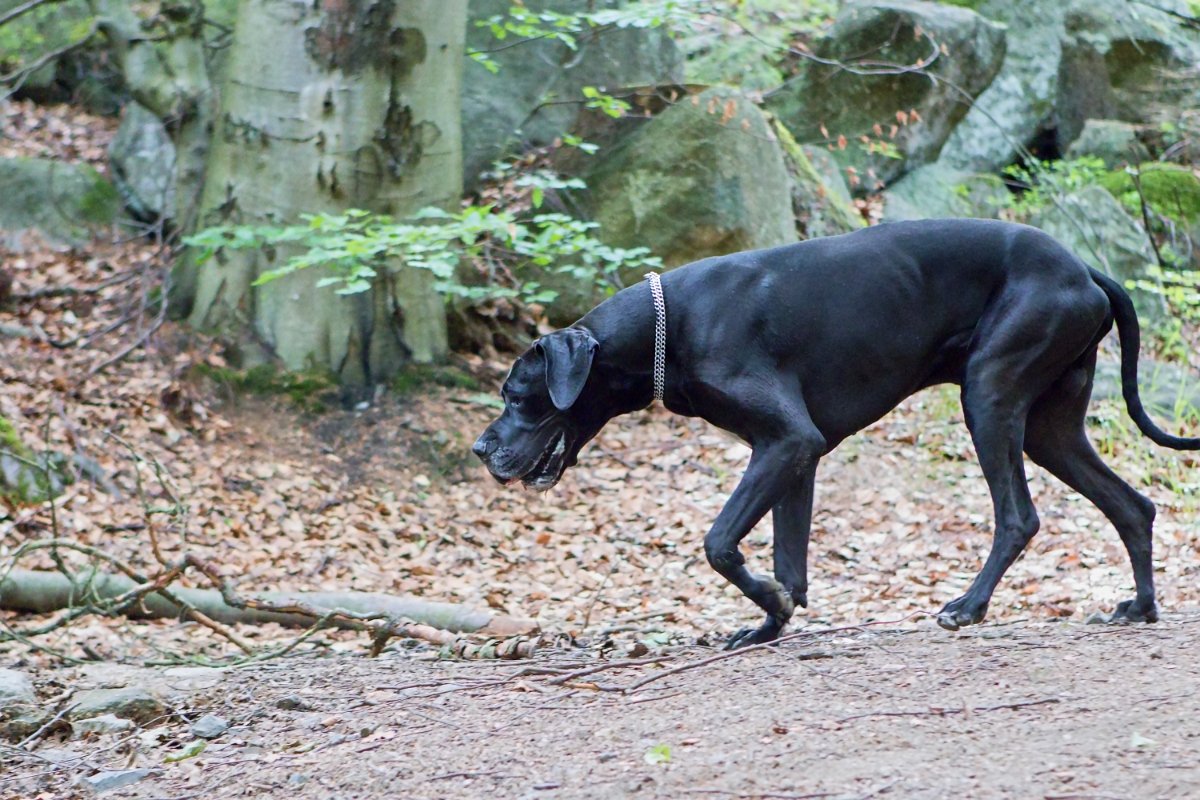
[938,381,1041,631]
[1024,354,1159,623]
[704,417,825,650]
[773,470,816,610]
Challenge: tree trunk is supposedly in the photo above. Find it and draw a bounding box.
[175,0,459,385]
[92,0,213,233]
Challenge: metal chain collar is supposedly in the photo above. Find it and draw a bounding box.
[645,272,667,403]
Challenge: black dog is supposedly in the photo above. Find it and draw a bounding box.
[473,219,1199,649]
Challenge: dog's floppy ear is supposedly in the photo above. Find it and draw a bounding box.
[536,328,598,411]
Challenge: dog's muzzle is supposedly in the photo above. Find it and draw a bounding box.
[473,429,569,490]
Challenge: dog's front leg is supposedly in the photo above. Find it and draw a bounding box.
[704,431,824,650]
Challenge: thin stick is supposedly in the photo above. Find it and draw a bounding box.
[837,697,1060,723]
[624,613,928,693]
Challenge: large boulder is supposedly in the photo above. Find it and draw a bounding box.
[462,0,683,188]
[773,121,864,239]
[1065,119,1150,168]
[1030,185,1163,318]
[583,87,797,271]
[767,0,1006,188]
[938,0,1069,171]
[0,158,118,250]
[109,102,177,222]
[881,162,1008,222]
[1056,0,1200,151]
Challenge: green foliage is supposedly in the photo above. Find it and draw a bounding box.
[184,171,660,309]
[468,1,681,72]
[0,2,95,73]
[392,364,480,396]
[1098,163,1200,225]
[1128,266,1200,324]
[999,157,1108,219]
[582,85,632,118]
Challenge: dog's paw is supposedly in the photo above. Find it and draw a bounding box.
[723,624,780,651]
[936,597,988,631]
[1109,598,1159,624]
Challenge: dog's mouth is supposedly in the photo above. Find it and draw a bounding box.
[519,431,569,490]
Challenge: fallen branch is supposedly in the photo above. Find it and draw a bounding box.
[622,613,928,693]
[0,566,536,638]
[837,697,1060,724]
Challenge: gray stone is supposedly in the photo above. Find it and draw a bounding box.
[0,158,119,251]
[1094,356,1200,417]
[767,0,1006,187]
[1030,185,1163,319]
[0,446,72,505]
[0,669,35,710]
[74,714,135,736]
[69,687,164,725]
[882,163,1008,222]
[583,86,796,267]
[776,126,864,239]
[939,0,1069,172]
[1056,0,1200,150]
[461,0,683,187]
[189,713,229,740]
[108,102,177,222]
[1065,119,1150,168]
[81,768,155,793]
[274,694,313,711]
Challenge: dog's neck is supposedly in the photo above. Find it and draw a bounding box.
[576,280,662,415]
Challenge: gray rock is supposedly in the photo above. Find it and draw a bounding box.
[882,162,1008,222]
[1065,119,1150,168]
[461,0,683,188]
[74,713,135,736]
[583,85,796,267]
[274,694,313,711]
[1056,0,1200,150]
[108,102,177,222]
[939,0,1069,172]
[189,713,229,740]
[1093,356,1200,417]
[81,768,155,793]
[0,154,119,247]
[69,687,164,725]
[1030,185,1164,319]
[0,158,119,251]
[767,0,1006,187]
[776,127,865,239]
[0,668,35,710]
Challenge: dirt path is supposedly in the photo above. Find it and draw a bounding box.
[5,613,1200,799]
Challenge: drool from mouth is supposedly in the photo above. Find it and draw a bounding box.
[521,432,567,488]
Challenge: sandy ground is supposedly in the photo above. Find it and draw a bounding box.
[4,612,1200,799]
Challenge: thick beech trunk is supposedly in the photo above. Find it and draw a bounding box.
[175,0,460,384]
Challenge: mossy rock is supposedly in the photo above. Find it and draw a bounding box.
[0,158,119,250]
[881,163,1008,221]
[766,0,1006,188]
[0,417,72,504]
[1065,120,1150,169]
[771,118,864,238]
[582,87,797,272]
[1098,163,1200,225]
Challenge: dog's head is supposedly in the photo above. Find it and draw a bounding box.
[472,328,602,490]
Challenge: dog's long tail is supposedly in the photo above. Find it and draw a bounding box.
[1089,267,1200,450]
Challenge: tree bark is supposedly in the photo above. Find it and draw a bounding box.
[175,0,459,385]
[0,568,536,637]
[91,0,213,232]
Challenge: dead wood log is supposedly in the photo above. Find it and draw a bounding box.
[0,567,537,637]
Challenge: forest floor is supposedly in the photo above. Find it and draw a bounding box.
[3,99,1200,798]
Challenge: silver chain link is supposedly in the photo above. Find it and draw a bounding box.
[645,272,667,403]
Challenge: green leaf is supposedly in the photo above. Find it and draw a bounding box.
[643,743,671,765]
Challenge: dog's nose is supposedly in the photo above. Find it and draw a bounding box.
[472,434,494,460]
